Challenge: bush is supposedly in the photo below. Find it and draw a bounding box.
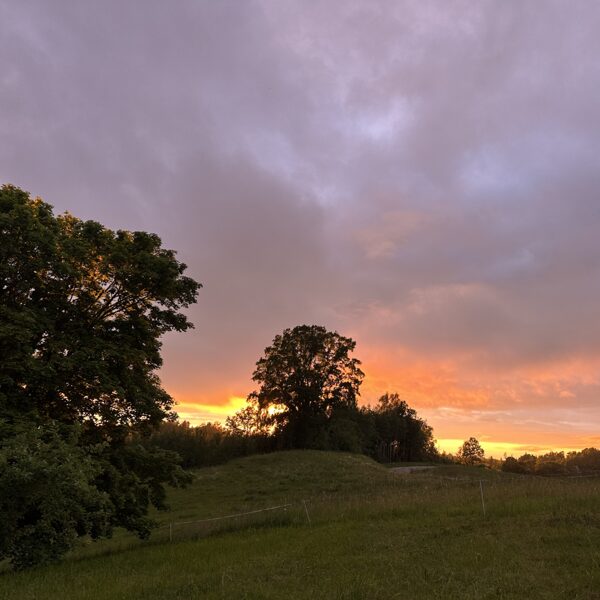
[327,413,364,453]
[0,424,111,570]
[517,454,537,473]
[502,457,528,474]
[535,461,566,475]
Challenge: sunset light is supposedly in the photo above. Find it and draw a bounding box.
[9,0,599,457]
[3,2,600,594]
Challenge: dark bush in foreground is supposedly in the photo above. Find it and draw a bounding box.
[0,424,110,570]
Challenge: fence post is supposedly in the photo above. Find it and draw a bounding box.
[479,480,486,518]
[303,500,312,526]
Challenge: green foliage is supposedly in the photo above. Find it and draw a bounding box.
[516,453,537,472]
[2,452,600,599]
[0,422,110,570]
[94,443,192,538]
[249,325,364,448]
[143,420,275,468]
[325,409,365,453]
[535,460,566,475]
[0,185,199,434]
[222,390,436,461]
[535,451,566,475]
[457,437,485,464]
[0,184,200,567]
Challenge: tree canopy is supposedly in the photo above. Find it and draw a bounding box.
[457,437,485,464]
[366,393,437,462]
[248,325,364,448]
[0,184,200,568]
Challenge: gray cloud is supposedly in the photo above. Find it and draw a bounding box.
[2,0,600,443]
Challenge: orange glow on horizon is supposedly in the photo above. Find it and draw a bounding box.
[174,395,593,460]
[435,439,583,459]
[169,343,600,459]
[175,396,247,424]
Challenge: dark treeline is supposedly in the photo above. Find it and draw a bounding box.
[145,419,600,477]
[142,421,274,468]
[143,392,437,468]
[501,448,600,475]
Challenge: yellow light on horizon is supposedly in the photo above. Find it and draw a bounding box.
[436,438,582,459]
[175,396,247,425]
[173,397,589,458]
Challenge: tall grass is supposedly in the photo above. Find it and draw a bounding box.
[2,451,600,599]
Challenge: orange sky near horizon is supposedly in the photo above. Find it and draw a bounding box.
[174,395,593,460]
[160,273,600,462]
[168,340,600,459]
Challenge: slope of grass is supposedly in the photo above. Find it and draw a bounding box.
[2,451,600,599]
[165,450,392,518]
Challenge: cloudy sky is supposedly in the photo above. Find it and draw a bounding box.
[2,0,600,456]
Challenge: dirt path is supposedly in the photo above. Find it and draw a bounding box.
[389,466,437,474]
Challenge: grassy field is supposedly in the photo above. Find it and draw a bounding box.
[1,450,600,599]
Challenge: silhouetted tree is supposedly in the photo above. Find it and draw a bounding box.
[361,393,437,462]
[248,325,364,448]
[0,185,200,567]
[566,448,600,473]
[502,456,527,474]
[457,437,485,464]
[517,453,537,473]
[535,451,566,475]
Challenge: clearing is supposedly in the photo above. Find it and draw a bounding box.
[1,450,599,599]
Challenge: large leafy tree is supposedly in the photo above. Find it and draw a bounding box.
[248,325,364,448]
[0,184,200,567]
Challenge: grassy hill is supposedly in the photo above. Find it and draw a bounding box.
[1,450,599,599]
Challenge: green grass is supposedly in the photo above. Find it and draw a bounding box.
[2,451,600,599]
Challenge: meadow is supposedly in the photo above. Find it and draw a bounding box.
[1,450,599,599]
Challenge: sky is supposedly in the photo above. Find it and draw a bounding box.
[2,0,600,457]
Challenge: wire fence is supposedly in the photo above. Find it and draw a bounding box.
[154,500,313,544]
[146,471,600,546]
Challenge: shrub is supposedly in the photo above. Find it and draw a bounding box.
[0,424,110,570]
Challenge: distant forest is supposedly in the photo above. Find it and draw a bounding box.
[143,416,600,476]
[143,324,440,467]
[499,448,600,475]
[143,391,438,469]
